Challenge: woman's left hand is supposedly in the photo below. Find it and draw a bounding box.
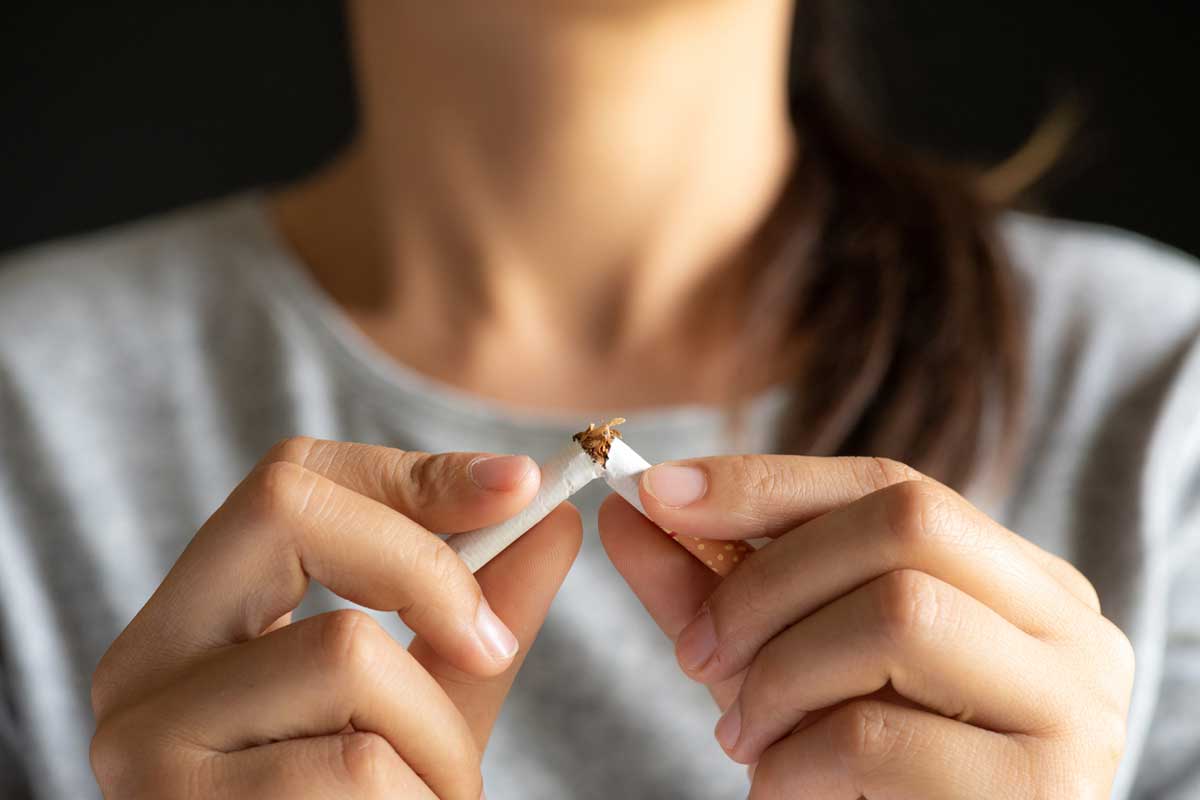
[598,455,1135,799]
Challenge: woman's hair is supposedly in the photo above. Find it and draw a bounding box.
[742,2,1028,489]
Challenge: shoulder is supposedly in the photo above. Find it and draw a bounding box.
[999,214,1200,553]
[1001,213,1200,355]
[1001,213,1200,413]
[1001,210,1200,415]
[0,193,287,475]
[0,193,268,332]
[0,194,270,381]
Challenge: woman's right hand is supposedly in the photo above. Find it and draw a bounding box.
[90,437,581,800]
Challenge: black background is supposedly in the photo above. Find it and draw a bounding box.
[2,2,1197,258]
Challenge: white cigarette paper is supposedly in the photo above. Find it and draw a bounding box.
[602,437,652,513]
[448,443,603,572]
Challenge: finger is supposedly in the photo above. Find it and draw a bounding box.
[724,570,1064,764]
[639,454,923,538]
[136,610,481,800]
[108,461,518,701]
[598,495,743,709]
[410,502,584,749]
[212,733,437,800]
[598,494,720,639]
[749,699,1031,800]
[674,480,1088,685]
[639,453,1101,610]
[1024,545,1101,613]
[262,437,540,534]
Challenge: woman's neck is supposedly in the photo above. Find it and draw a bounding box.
[273,0,796,410]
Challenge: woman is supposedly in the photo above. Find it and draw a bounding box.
[1,1,1197,798]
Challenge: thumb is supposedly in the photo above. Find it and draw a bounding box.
[409,503,583,749]
[597,493,720,643]
[597,494,744,711]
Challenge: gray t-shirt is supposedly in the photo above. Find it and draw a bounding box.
[1,194,1198,799]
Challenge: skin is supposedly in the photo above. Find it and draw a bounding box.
[599,458,1133,798]
[272,0,796,410]
[93,0,1134,797]
[93,439,582,798]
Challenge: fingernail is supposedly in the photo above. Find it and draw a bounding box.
[715,700,742,752]
[644,464,708,508]
[475,598,519,661]
[469,455,534,492]
[676,605,718,673]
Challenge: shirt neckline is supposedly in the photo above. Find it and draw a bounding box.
[230,190,790,439]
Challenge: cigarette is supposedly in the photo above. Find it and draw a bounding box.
[448,441,604,572]
[449,419,753,576]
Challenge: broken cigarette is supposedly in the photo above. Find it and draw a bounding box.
[448,441,604,572]
[602,435,753,576]
[448,419,752,575]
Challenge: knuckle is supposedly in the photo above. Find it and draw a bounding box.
[407,538,479,625]
[874,569,943,647]
[338,732,399,792]
[244,460,318,526]
[316,609,388,682]
[90,651,119,719]
[263,436,319,467]
[880,480,949,553]
[382,534,478,633]
[829,700,904,773]
[90,711,168,798]
[89,719,125,789]
[394,450,444,507]
[427,537,475,594]
[854,457,925,495]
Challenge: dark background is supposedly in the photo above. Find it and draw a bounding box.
[2,2,1198,258]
